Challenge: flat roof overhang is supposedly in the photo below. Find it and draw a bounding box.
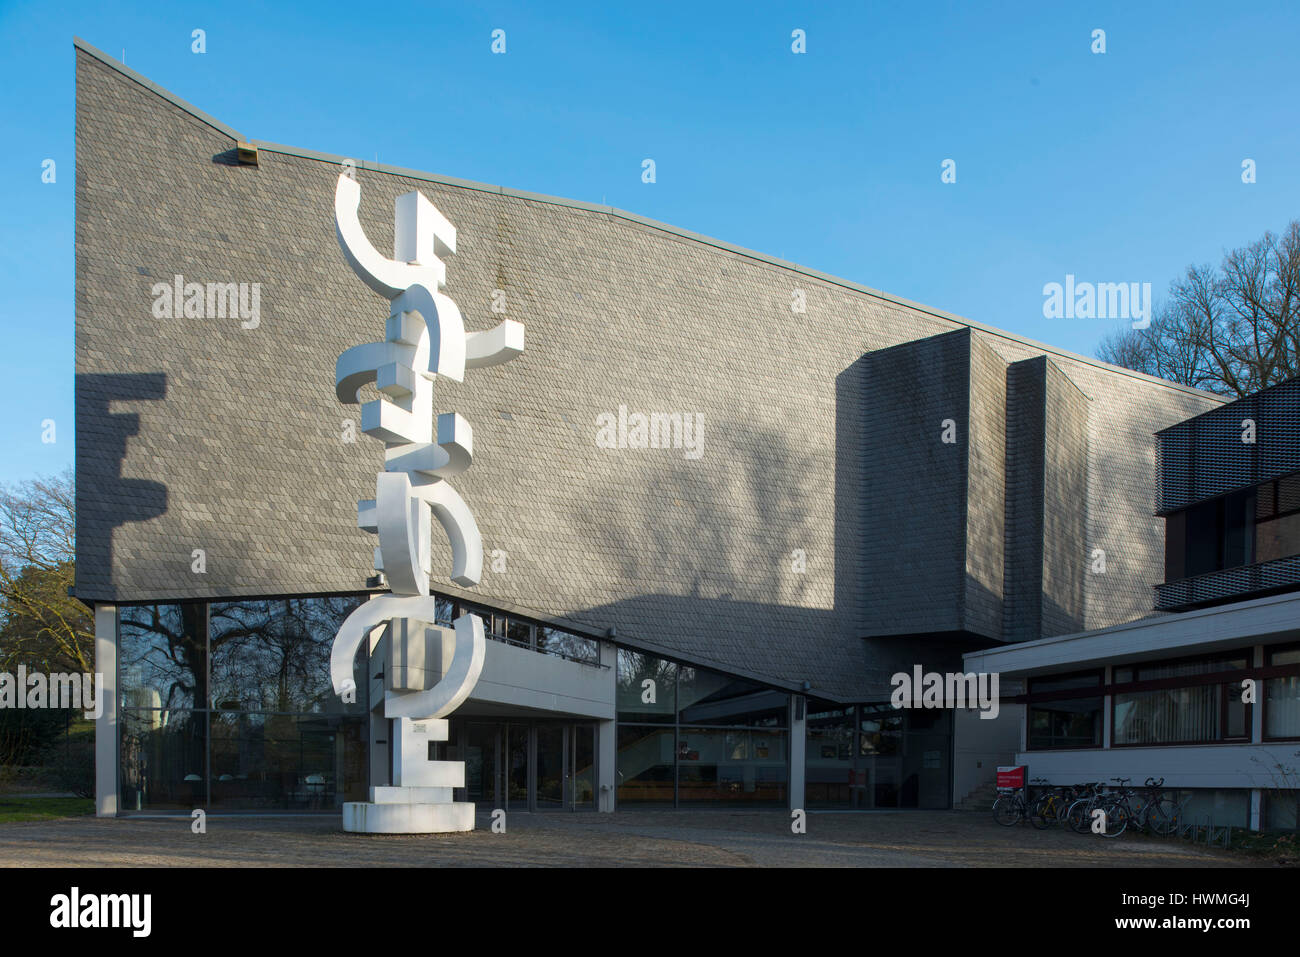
[962,590,1300,679]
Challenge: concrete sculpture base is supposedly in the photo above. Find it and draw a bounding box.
[342,795,475,834]
[342,719,475,834]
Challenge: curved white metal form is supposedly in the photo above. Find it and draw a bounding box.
[416,479,483,587]
[383,613,486,719]
[334,173,446,297]
[375,472,431,595]
[335,174,466,382]
[336,341,417,404]
[466,318,526,369]
[391,284,466,383]
[330,600,485,722]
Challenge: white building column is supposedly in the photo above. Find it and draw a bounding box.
[789,695,806,811]
[596,640,617,812]
[1251,644,1265,830]
[94,603,117,817]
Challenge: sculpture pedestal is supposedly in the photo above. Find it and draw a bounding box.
[342,791,475,833]
[342,717,475,834]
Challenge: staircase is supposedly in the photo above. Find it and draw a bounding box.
[954,780,999,811]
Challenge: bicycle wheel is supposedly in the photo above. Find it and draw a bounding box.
[1066,799,1092,833]
[1146,798,1180,836]
[1098,801,1129,838]
[993,795,1023,827]
[1029,793,1054,829]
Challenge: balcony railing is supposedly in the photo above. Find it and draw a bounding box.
[1154,553,1300,610]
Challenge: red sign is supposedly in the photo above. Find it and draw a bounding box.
[996,766,1026,790]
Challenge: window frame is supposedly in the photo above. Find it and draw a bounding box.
[1263,642,1300,743]
[1024,669,1105,752]
[1109,652,1252,748]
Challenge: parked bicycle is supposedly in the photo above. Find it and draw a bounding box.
[992,787,1030,826]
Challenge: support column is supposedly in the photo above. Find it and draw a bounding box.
[789,695,806,812]
[597,639,617,812]
[1250,645,1265,831]
[94,603,117,817]
[1251,645,1265,743]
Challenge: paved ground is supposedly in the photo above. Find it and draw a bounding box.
[0,809,1262,867]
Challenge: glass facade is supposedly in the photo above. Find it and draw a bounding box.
[616,650,790,807]
[804,705,855,807]
[117,598,370,812]
[114,597,971,815]
[450,719,596,811]
[803,700,951,809]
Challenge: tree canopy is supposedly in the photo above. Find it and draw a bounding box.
[1098,221,1300,396]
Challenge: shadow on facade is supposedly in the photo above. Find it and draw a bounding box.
[75,372,169,596]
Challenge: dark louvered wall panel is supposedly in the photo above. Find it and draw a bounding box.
[1156,377,1300,513]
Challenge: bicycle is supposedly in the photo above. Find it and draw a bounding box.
[1065,782,1109,833]
[1029,779,1074,829]
[1135,778,1185,835]
[992,787,1030,826]
[1097,777,1139,838]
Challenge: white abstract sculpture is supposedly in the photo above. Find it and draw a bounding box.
[329,171,524,833]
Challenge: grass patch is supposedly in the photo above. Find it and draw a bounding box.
[0,796,94,823]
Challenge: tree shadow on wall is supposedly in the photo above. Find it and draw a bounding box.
[558,414,883,699]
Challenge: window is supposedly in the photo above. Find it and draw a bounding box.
[118,603,207,710]
[536,626,599,664]
[676,728,788,806]
[1255,474,1300,564]
[209,597,366,714]
[455,601,599,664]
[1165,473,1300,582]
[1027,671,1103,750]
[858,707,903,756]
[1112,655,1250,746]
[677,667,787,727]
[616,651,676,723]
[1265,645,1300,741]
[1167,488,1255,580]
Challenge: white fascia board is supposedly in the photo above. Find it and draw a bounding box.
[963,591,1300,677]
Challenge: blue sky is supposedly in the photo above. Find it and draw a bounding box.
[2,0,1299,485]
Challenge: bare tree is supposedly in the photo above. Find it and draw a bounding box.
[0,469,92,673]
[1098,221,1300,396]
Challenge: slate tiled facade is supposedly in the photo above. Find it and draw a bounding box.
[74,39,1224,702]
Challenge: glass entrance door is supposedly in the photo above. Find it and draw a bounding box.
[537,723,596,810]
[569,724,596,810]
[535,724,565,809]
[506,722,529,810]
[464,722,500,806]
[453,720,597,811]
